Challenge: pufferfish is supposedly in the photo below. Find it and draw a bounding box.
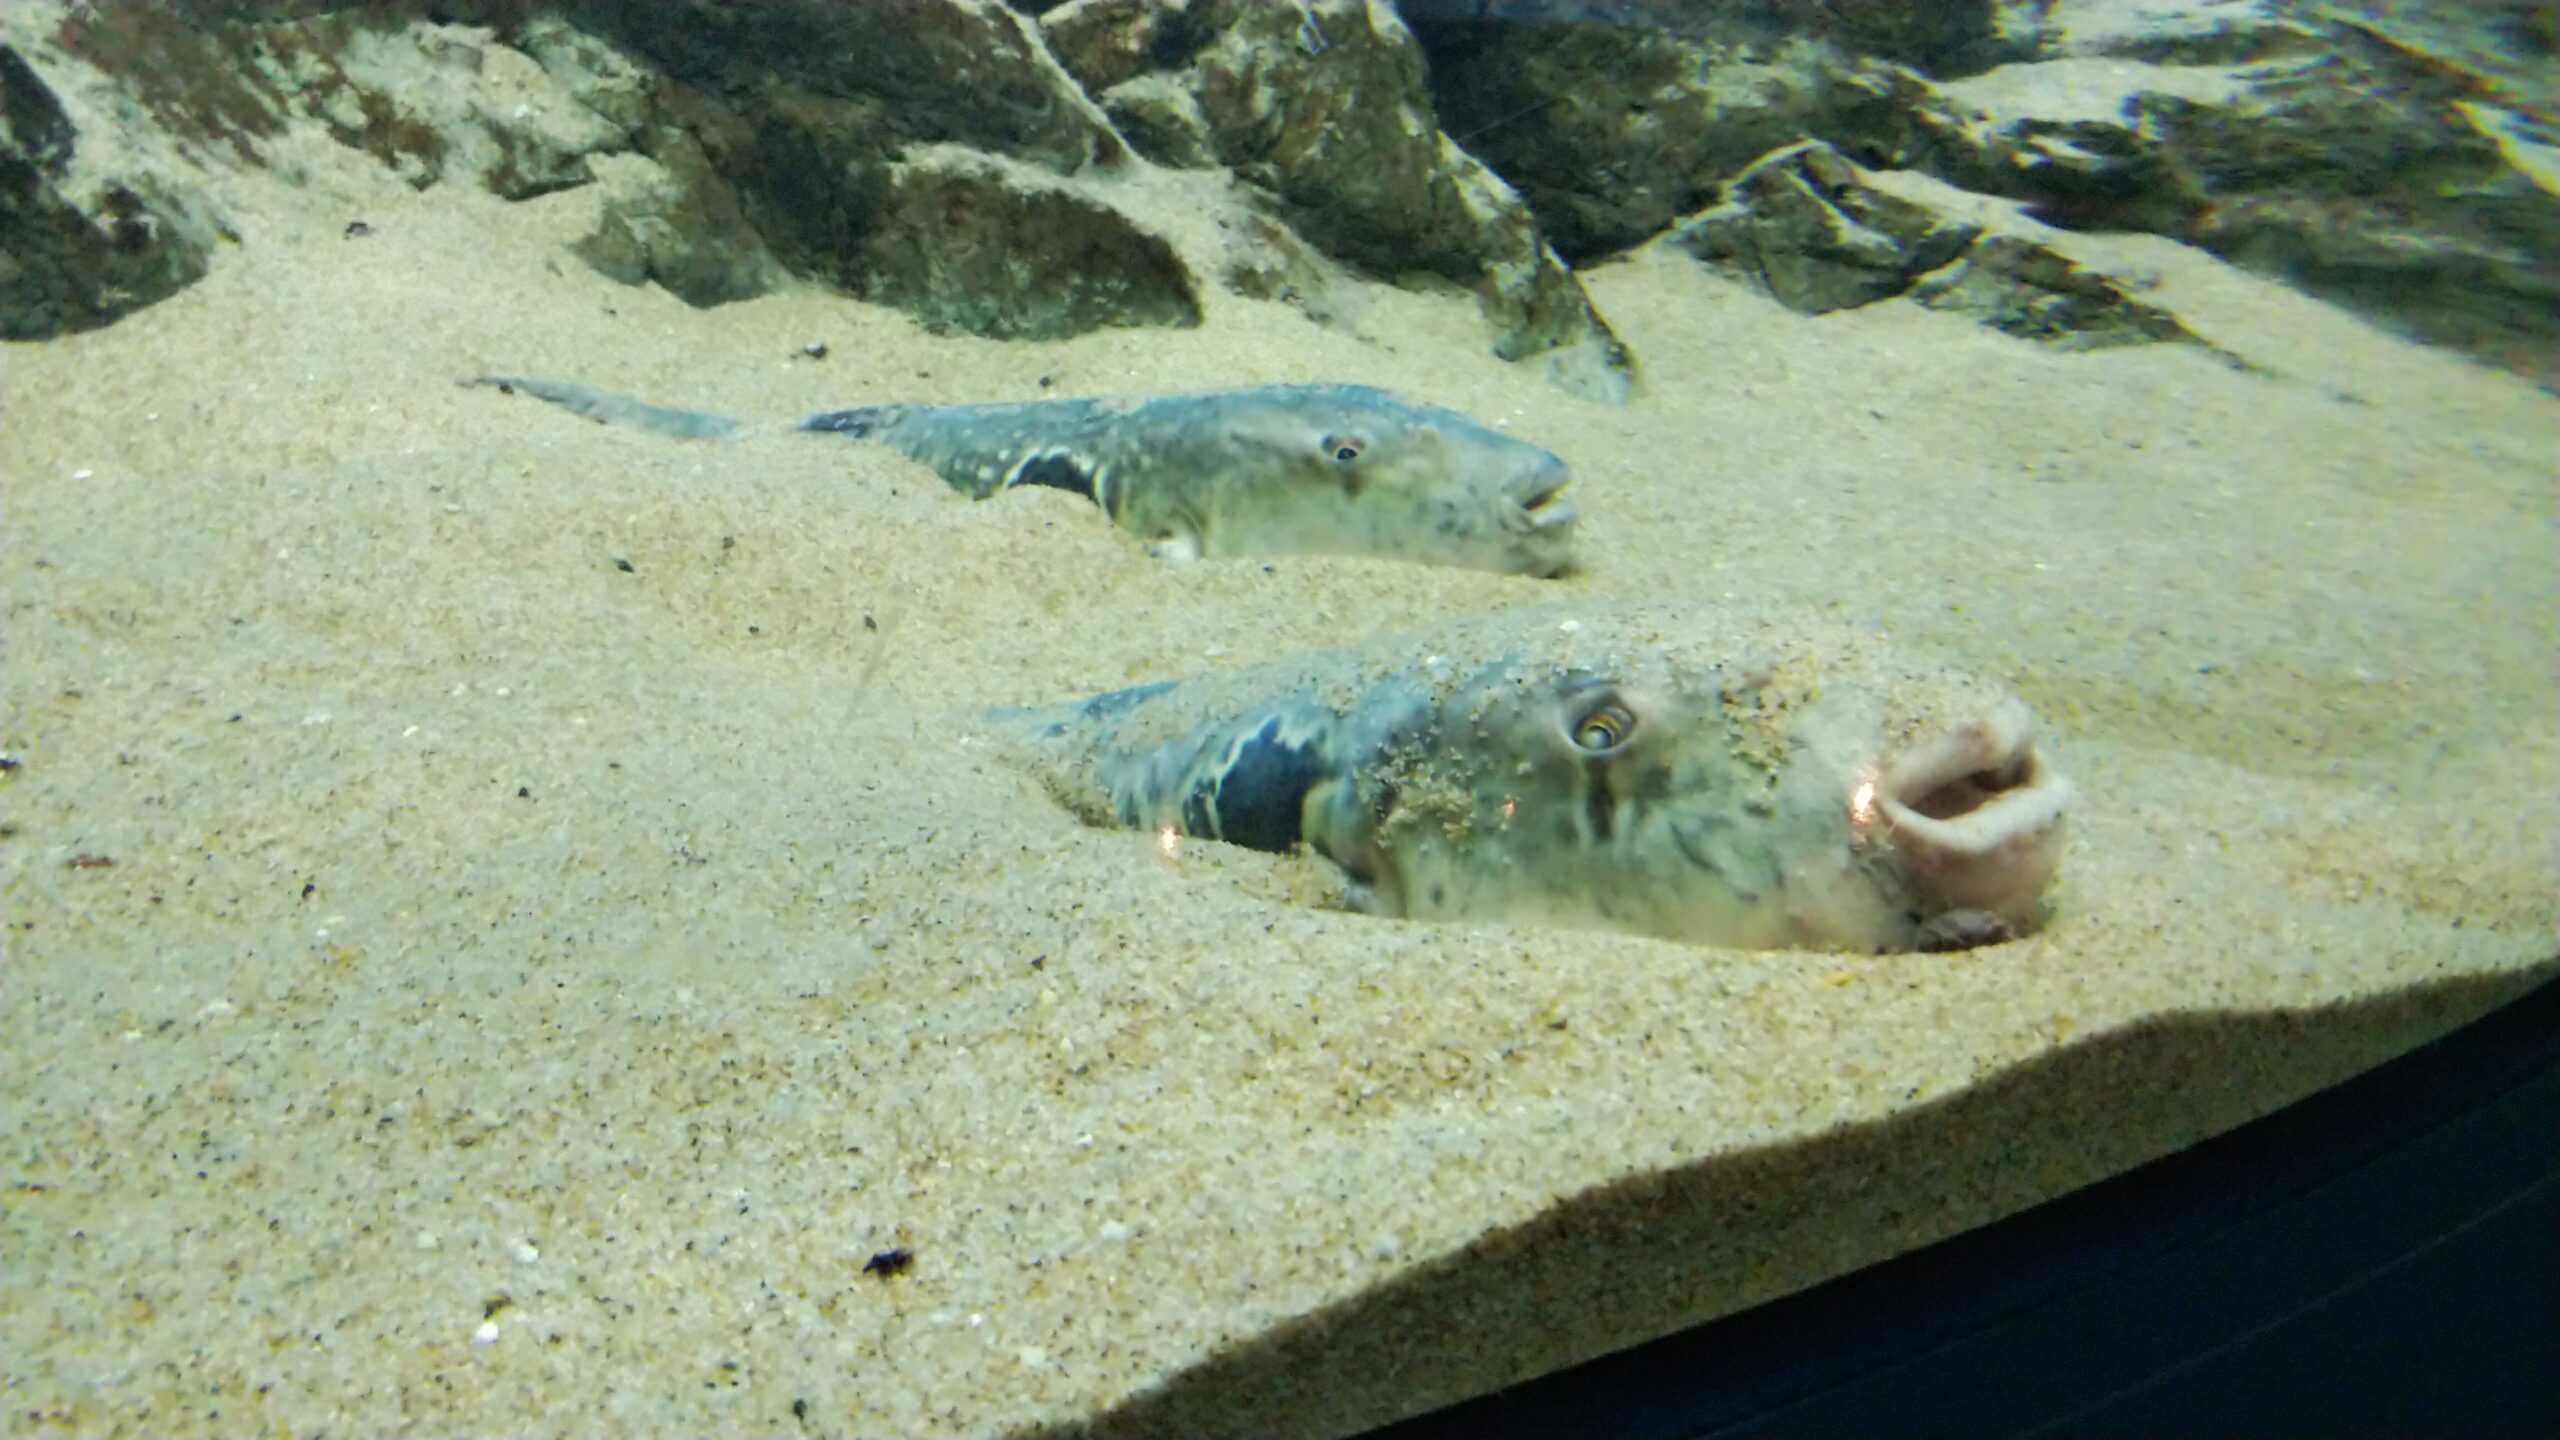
[982,603,2072,953]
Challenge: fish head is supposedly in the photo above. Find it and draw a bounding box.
[1202,387,1579,576]
[1334,631,2071,952]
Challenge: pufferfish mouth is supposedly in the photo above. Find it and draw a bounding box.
[1870,697,2072,919]
[1521,480,1576,528]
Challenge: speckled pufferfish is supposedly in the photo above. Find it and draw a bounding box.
[463,376,1578,576]
[984,603,2074,952]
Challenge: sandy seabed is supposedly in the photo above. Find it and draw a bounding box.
[4,129,2554,1438]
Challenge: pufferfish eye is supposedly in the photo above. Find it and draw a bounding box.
[1321,434,1365,463]
[1570,698,1637,753]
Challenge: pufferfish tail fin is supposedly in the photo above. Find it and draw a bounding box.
[461,375,752,441]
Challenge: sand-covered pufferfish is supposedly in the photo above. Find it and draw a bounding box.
[985,604,2073,952]
[463,376,1578,576]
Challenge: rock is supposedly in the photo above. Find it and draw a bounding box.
[1094,73,1220,170]
[507,18,784,307]
[1983,0,2316,66]
[21,0,2556,389]
[513,0,1216,342]
[1918,3,2560,385]
[272,21,617,199]
[860,146,1202,339]
[34,2,789,309]
[1906,233,2196,350]
[1039,0,1192,96]
[0,38,229,340]
[1672,140,1981,314]
[1403,1,2010,73]
[21,0,1633,392]
[1405,5,1959,263]
[1407,0,2559,387]
[1044,0,1636,401]
[1214,207,1357,329]
[506,14,656,136]
[569,143,785,308]
[51,7,625,197]
[1673,140,2203,353]
[549,0,1125,176]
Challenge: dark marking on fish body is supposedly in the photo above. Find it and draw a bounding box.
[1584,764,1617,841]
[1004,450,1101,505]
[1182,717,1327,853]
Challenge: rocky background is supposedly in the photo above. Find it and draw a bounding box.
[4,0,2555,395]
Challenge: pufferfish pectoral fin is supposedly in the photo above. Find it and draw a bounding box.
[1337,876,1388,916]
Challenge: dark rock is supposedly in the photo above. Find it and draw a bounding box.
[859,147,1202,339]
[2321,1,2560,116]
[1408,0,2560,387]
[508,15,781,306]
[1672,140,1979,314]
[548,0,1124,176]
[1,42,75,169]
[655,83,897,298]
[1180,2,1471,273]
[1040,0,1192,97]
[0,40,229,340]
[1403,1,2007,73]
[1917,6,2560,386]
[1906,234,2196,350]
[38,2,788,308]
[1045,0,1635,401]
[1983,0,2316,66]
[24,0,1630,389]
[44,2,293,168]
[1215,208,1355,329]
[569,140,785,308]
[1094,74,1220,170]
[33,1,1174,341]
[1674,140,2203,353]
[51,6,621,196]
[22,0,2556,391]
[1409,5,1959,264]
[459,1,1194,340]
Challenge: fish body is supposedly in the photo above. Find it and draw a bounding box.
[464,377,1578,576]
[986,604,2073,953]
